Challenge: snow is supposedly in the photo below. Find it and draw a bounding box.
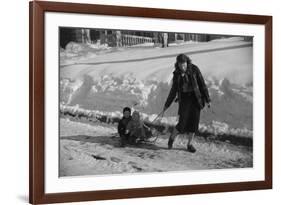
[60,104,252,138]
[60,41,112,66]
[210,37,246,42]
[60,40,252,85]
[59,118,253,177]
[59,38,254,179]
[59,37,253,133]
[130,42,154,47]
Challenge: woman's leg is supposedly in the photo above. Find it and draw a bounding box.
[168,126,179,149]
[186,132,196,152]
[187,132,195,146]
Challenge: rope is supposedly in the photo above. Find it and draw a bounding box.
[151,110,165,124]
[144,110,165,143]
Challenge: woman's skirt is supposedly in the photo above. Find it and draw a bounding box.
[176,92,201,134]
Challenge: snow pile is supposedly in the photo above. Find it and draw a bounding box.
[64,41,110,53]
[59,37,253,132]
[60,104,122,122]
[61,74,158,107]
[60,79,84,104]
[206,78,224,97]
[60,38,252,85]
[130,42,154,47]
[94,74,157,106]
[210,37,246,42]
[60,74,253,130]
[199,121,252,138]
[60,104,252,138]
[168,40,199,47]
[60,42,112,66]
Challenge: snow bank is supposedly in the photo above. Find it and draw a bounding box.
[59,38,253,132]
[60,38,252,85]
[210,37,246,42]
[130,42,154,47]
[60,104,252,138]
[64,41,110,53]
[60,42,112,66]
[60,74,253,130]
[60,104,122,121]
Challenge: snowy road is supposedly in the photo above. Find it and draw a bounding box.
[59,118,253,177]
[61,43,252,68]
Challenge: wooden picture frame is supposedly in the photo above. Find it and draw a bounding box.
[29,1,272,204]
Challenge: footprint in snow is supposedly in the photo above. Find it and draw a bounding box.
[110,157,122,163]
[91,154,106,160]
[128,161,137,166]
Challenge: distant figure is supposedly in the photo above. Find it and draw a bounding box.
[162,33,168,47]
[163,54,211,153]
[126,111,148,144]
[117,107,132,147]
[81,29,91,44]
[116,30,122,47]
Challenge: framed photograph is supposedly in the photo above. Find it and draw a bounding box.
[29,1,272,204]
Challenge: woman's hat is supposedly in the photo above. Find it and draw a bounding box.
[176,54,191,64]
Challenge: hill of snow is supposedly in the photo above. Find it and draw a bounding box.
[59,38,253,131]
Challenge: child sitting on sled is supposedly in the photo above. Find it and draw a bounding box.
[117,107,132,147]
[126,111,151,144]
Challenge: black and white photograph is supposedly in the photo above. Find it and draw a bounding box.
[59,27,253,177]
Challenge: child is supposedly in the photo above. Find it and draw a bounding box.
[117,107,132,147]
[126,111,148,144]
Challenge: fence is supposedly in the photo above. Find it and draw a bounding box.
[101,33,153,47]
[121,34,153,46]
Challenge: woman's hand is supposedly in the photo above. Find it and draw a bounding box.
[207,102,211,108]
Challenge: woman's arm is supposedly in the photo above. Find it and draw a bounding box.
[195,66,211,103]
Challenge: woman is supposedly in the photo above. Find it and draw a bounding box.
[163,54,211,153]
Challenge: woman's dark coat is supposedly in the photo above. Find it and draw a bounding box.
[164,64,211,112]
